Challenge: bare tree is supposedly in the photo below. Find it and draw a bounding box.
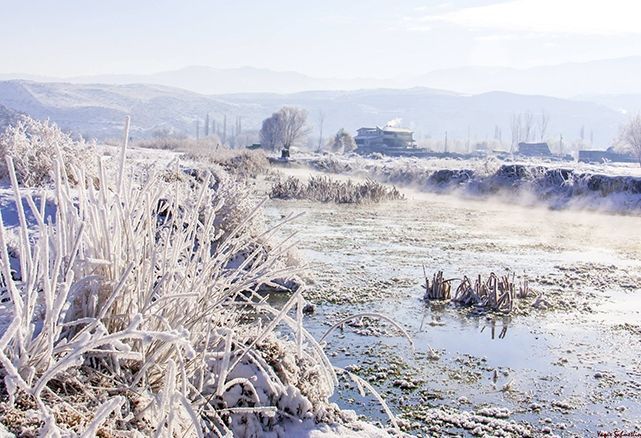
[510,113,521,153]
[317,111,325,152]
[259,106,310,154]
[538,111,549,142]
[222,114,227,145]
[620,114,641,166]
[523,111,534,142]
[259,113,283,151]
[279,107,309,151]
[327,128,356,153]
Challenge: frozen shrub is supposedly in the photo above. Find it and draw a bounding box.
[136,134,220,151]
[138,135,270,179]
[308,155,353,173]
[326,129,357,154]
[0,115,98,187]
[0,146,400,436]
[270,175,405,204]
[183,148,270,179]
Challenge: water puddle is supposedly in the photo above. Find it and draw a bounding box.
[265,185,641,435]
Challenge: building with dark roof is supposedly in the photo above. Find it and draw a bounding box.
[578,146,638,164]
[517,142,552,157]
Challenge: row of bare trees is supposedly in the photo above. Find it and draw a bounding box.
[510,111,549,147]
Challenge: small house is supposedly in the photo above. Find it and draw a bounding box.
[518,142,552,157]
[578,146,637,164]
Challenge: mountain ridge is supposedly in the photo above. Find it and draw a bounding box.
[3,56,641,97]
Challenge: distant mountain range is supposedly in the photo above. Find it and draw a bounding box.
[3,56,641,97]
[0,67,385,96]
[0,80,627,147]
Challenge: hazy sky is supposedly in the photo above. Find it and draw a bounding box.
[2,0,641,78]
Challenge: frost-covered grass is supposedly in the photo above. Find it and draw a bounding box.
[183,149,270,179]
[0,131,402,436]
[137,136,270,179]
[270,175,404,204]
[134,135,221,152]
[0,115,99,187]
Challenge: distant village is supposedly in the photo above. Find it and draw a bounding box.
[352,123,638,164]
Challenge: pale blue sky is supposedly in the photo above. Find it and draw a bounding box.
[2,0,641,77]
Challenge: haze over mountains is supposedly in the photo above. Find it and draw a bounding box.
[3,56,641,98]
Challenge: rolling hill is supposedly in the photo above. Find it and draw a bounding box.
[0,80,626,147]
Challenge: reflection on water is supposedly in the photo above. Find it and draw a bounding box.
[480,318,510,340]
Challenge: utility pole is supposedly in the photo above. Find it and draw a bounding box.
[222,114,227,145]
[559,134,563,155]
[466,126,471,154]
[318,111,325,152]
[196,120,200,140]
[205,114,210,137]
[444,131,448,153]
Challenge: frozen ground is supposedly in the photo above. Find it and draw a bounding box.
[263,167,641,436]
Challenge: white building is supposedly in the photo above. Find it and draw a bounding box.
[355,126,416,151]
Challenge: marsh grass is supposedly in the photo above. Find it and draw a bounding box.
[270,175,404,204]
[0,122,404,436]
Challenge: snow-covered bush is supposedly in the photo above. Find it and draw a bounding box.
[0,115,98,187]
[0,149,345,435]
[326,129,357,154]
[618,113,641,166]
[270,175,405,204]
[136,135,221,151]
[138,135,270,179]
[183,148,270,179]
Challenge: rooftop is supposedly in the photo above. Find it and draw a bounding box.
[382,126,412,133]
[356,126,413,134]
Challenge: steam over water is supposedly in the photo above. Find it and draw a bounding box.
[266,174,641,435]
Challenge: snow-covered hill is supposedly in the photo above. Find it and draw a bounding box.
[0,80,626,146]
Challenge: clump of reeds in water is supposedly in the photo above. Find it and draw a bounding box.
[422,269,454,300]
[269,175,404,204]
[423,271,532,314]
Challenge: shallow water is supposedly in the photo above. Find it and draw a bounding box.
[265,182,641,436]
